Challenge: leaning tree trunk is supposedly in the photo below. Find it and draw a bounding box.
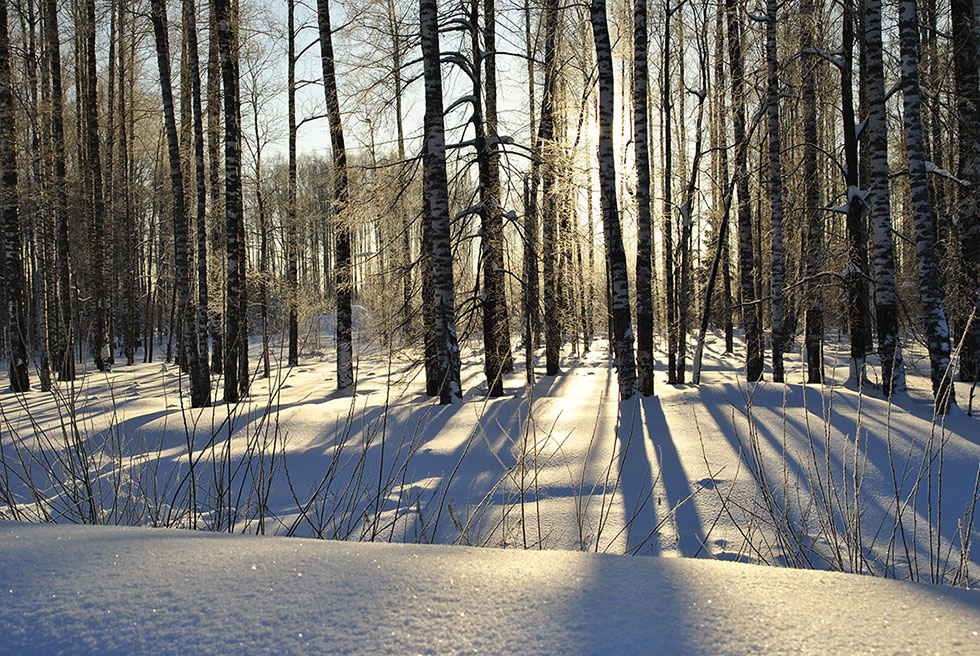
[213,0,246,403]
[316,0,354,391]
[765,0,786,383]
[899,0,955,412]
[1,0,28,392]
[952,0,980,381]
[726,0,763,381]
[800,0,823,384]
[634,0,654,396]
[151,0,210,408]
[591,0,636,400]
[419,0,462,403]
[863,0,904,395]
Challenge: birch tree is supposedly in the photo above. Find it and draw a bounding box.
[899,0,955,411]
[151,0,210,407]
[420,0,461,402]
[1,0,27,391]
[635,0,654,395]
[726,0,763,381]
[592,0,636,399]
[863,0,903,395]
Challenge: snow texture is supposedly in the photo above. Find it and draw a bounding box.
[2,521,979,655]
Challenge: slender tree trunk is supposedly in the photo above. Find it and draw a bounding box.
[841,0,872,385]
[419,0,462,402]
[864,0,904,395]
[634,0,654,395]
[207,1,223,375]
[591,0,636,400]
[287,0,299,367]
[899,0,955,411]
[483,0,513,379]
[317,0,354,390]
[151,0,210,407]
[541,0,560,376]
[84,0,107,371]
[765,0,786,383]
[953,0,980,381]
[184,0,210,377]
[214,0,245,403]
[662,0,677,384]
[726,0,763,381]
[800,0,823,384]
[1,0,27,391]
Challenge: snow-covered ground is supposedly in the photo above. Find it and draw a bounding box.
[2,326,980,650]
[2,522,979,655]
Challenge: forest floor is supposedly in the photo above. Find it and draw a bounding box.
[2,319,980,583]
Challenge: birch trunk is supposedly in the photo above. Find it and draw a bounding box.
[864,0,904,395]
[634,0,654,395]
[151,0,210,407]
[420,0,462,402]
[1,0,28,391]
[899,0,955,411]
[726,0,763,381]
[953,0,980,381]
[541,0,560,376]
[214,0,246,403]
[591,0,637,400]
[765,0,785,383]
[799,0,823,384]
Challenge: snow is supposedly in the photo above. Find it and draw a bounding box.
[2,521,979,655]
[3,326,980,651]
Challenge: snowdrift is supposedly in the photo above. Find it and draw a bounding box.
[1,522,978,655]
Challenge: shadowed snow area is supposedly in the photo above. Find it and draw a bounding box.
[2,522,979,655]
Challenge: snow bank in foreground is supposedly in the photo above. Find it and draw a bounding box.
[2,523,978,655]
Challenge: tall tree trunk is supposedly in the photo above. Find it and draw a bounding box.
[206,1,223,375]
[419,0,462,402]
[84,0,107,371]
[317,0,354,390]
[472,0,506,396]
[1,0,27,391]
[482,0,513,379]
[765,0,786,383]
[634,0,654,395]
[214,0,246,403]
[952,0,980,381]
[662,0,677,384]
[841,0,872,385]
[864,0,904,395]
[287,0,299,367]
[591,0,636,400]
[726,0,763,381]
[184,0,210,377]
[899,0,955,411]
[800,0,823,384]
[540,0,560,376]
[151,0,210,407]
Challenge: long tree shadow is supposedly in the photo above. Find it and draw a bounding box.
[638,396,707,558]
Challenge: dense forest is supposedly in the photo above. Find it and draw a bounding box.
[0,0,977,414]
